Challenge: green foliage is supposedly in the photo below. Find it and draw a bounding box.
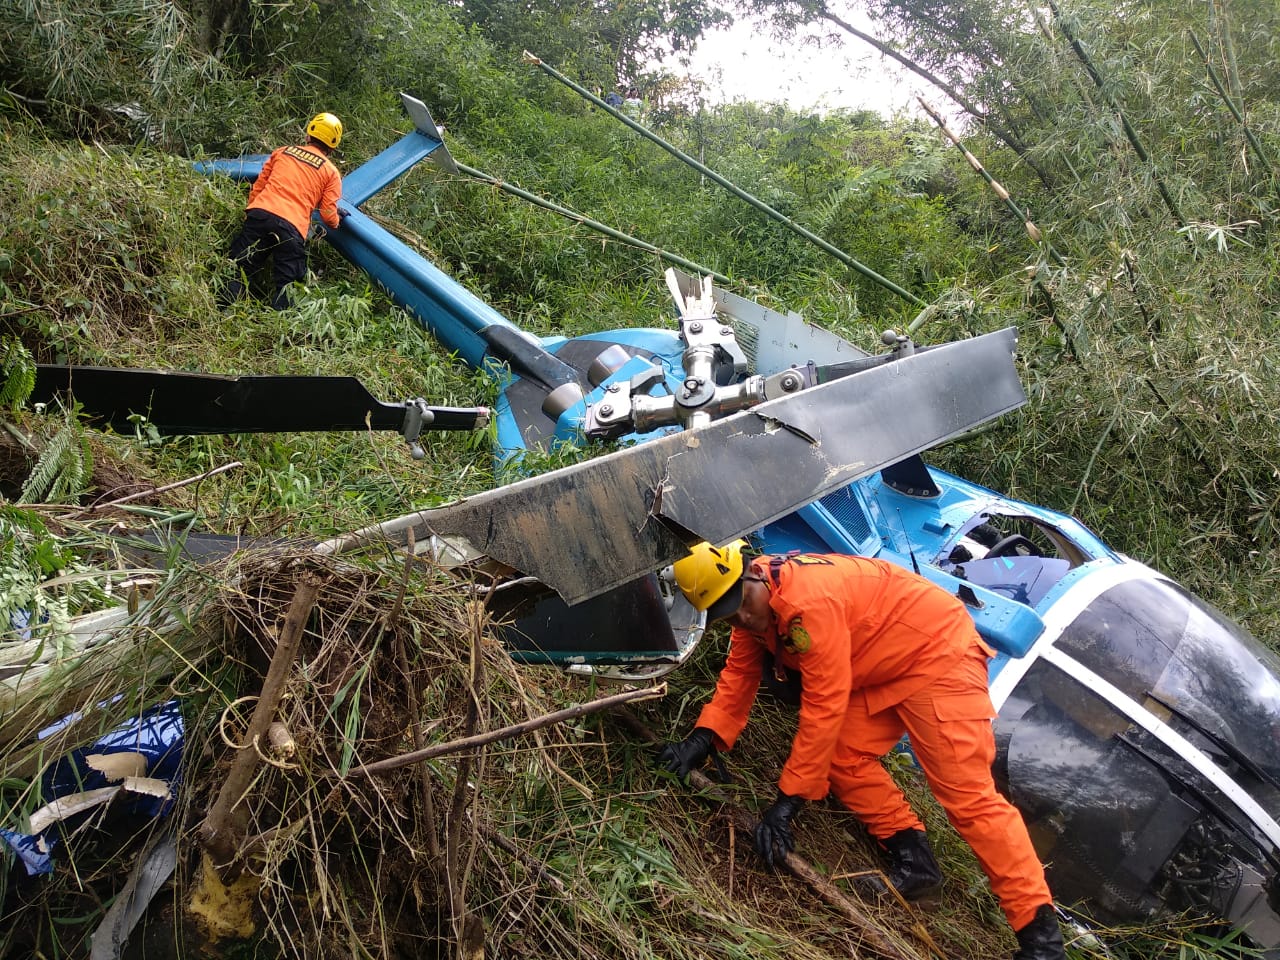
[453,0,732,89]
[0,339,35,409]
[5,1,1280,957]
[0,128,234,361]
[0,505,107,642]
[18,407,93,505]
[0,0,285,151]
[1071,916,1267,960]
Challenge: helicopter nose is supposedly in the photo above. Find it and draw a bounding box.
[993,563,1280,953]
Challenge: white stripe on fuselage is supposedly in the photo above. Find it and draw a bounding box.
[988,561,1153,710]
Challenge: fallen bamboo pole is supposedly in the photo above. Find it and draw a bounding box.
[611,708,944,960]
[523,50,926,308]
[455,162,733,285]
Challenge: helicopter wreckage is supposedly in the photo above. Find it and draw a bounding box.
[15,92,1280,956]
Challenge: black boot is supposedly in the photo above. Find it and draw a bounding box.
[1013,904,1066,960]
[878,828,943,901]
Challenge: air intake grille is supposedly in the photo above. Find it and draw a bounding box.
[819,485,874,549]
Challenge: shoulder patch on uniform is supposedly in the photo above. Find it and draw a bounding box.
[789,555,834,566]
[784,618,811,654]
[283,145,325,169]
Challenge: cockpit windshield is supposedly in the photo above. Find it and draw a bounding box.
[1056,577,1280,787]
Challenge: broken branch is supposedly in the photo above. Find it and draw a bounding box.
[348,683,666,777]
[611,708,940,960]
[83,460,244,513]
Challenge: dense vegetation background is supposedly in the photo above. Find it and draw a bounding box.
[2,0,1279,957]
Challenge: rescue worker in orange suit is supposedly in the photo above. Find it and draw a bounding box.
[656,540,1067,960]
[221,112,345,309]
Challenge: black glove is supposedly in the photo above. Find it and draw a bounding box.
[655,727,714,778]
[754,792,804,869]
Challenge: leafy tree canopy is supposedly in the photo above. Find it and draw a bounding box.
[452,0,732,90]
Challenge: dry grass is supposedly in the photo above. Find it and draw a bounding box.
[0,542,1043,960]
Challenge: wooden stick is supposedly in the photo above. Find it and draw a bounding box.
[481,824,568,895]
[82,460,243,513]
[445,603,485,958]
[389,526,442,858]
[612,708,940,960]
[198,572,323,880]
[832,871,948,959]
[348,683,666,777]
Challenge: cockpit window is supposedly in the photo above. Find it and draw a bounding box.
[945,514,1087,566]
[997,579,1280,945]
[1056,577,1280,788]
[940,514,1086,609]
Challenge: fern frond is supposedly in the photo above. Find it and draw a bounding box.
[0,338,36,409]
[18,416,89,505]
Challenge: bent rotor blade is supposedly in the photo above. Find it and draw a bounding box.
[321,327,1024,605]
[32,366,487,434]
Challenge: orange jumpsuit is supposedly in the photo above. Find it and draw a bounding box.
[225,144,342,308]
[696,553,1052,930]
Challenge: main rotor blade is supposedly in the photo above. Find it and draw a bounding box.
[321,327,1024,605]
[32,366,488,434]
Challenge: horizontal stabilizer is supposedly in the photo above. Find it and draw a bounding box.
[341,93,457,207]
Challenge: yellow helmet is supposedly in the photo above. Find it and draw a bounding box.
[307,112,343,149]
[674,539,747,617]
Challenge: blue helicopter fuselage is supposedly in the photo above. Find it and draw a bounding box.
[488,320,1280,952]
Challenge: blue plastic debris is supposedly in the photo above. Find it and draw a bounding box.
[1,700,184,875]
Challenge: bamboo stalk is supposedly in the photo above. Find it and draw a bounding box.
[1121,251,1158,335]
[1211,0,1243,100]
[1188,31,1274,179]
[1046,0,1187,229]
[815,8,1055,189]
[197,572,323,880]
[454,162,733,285]
[1069,407,1121,516]
[916,98,1065,266]
[1027,265,1080,359]
[523,51,926,308]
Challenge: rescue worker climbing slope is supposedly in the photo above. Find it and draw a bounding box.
[656,540,1067,960]
[221,112,345,309]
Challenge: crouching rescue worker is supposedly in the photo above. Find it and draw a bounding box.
[221,112,345,309]
[656,540,1066,960]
